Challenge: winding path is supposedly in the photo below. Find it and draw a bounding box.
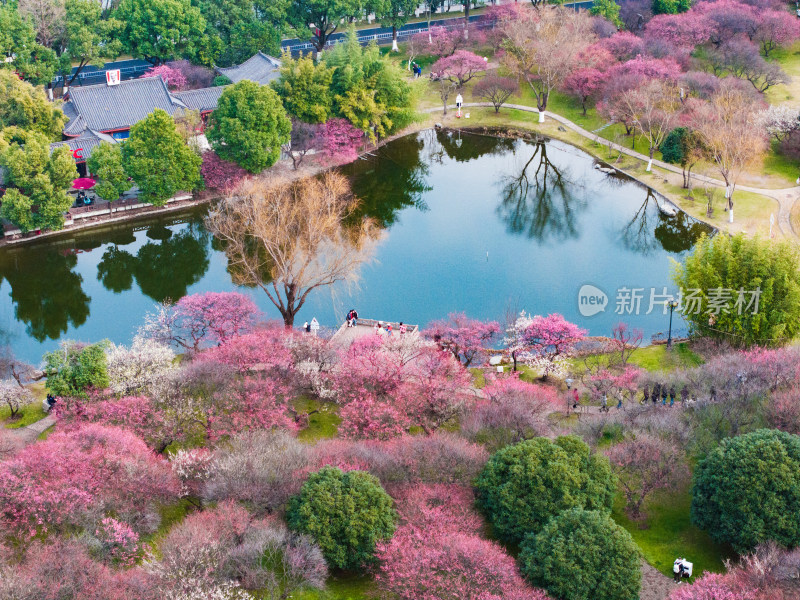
[424,103,800,238]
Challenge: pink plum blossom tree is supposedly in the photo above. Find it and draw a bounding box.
[319,118,364,165]
[424,312,501,366]
[0,424,178,539]
[140,292,260,353]
[430,50,487,90]
[562,68,606,115]
[522,314,587,379]
[754,10,800,57]
[644,13,714,49]
[142,65,188,90]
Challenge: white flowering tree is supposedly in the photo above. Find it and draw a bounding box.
[503,311,534,371]
[105,337,176,395]
[756,105,800,142]
[0,379,34,419]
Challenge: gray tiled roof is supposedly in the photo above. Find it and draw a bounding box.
[50,130,118,161]
[172,86,227,112]
[64,76,187,133]
[216,52,282,86]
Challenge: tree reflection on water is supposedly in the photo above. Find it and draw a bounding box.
[496,138,587,244]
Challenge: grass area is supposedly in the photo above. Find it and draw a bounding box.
[295,574,377,600]
[2,402,47,429]
[767,42,800,107]
[295,396,341,442]
[470,367,486,388]
[139,498,196,554]
[628,343,704,372]
[612,486,733,580]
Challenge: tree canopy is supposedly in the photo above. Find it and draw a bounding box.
[0,70,67,140]
[475,436,617,544]
[87,142,130,201]
[207,80,292,173]
[121,108,203,206]
[672,233,800,347]
[286,466,397,571]
[692,428,800,553]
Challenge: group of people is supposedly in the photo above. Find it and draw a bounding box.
[642,384,696,407]
[373,321,408,336]
[410,62,423,78]
[346,309,359,327]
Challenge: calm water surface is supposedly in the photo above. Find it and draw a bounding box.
[0,131,711,363]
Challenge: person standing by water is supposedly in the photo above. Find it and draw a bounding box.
[399,322,407,335]
[456,93,463,117]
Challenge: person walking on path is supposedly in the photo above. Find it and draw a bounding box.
[399,322,407,335]
[601,393,608,413]
[641,385,650,405]
[572,388,580,409]
[661,385,668,406]
[456,93,463,117]
[669,386,676,407]
[652,383,661,406]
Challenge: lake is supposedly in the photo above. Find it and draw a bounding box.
[0,130,712,363]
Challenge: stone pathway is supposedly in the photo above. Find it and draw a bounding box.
[7,414,56,446]
[424,103,800,238]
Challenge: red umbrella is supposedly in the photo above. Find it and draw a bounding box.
[72,177,96,190]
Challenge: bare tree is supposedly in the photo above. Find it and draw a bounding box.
[499,4,594,122]
[17,0,66,47]
[206,173,377,328]
[619,79,683,172]
[688,84,768,220]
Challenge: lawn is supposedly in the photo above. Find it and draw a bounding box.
[295,396,341,442]
[295,574,378,600]
[612,486,733,580]
[628,343,704,372]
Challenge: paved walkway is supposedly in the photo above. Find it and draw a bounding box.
[424,103,800,238]
[6,414,56,446]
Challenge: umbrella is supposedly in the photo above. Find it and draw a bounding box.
[72,177,96,190]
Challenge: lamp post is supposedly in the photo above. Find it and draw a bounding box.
[666,299,679,348]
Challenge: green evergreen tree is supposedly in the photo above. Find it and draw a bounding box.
[520,508,642,600]
[0,70,67,140]
[652,0,691,15]
[590,0,622,28]
[121,109,203,206]
[271,53,334,124]
[286,466,397,571]
[207,80,291,173]
[87,142,130,201]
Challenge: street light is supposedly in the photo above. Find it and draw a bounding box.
[666,299,679,348]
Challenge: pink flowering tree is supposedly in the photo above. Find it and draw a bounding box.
[331,336,473,439]
[319,118,364,165]
[584,365,640,405]
[0,424,178,539]
[503,310,534,372]
[693,0,759,48]
[462,376,562,448]
[609,322,644,366]
[645,13,714,49]
[562,68,606,115]
[142,65,188,90]
[522,314,587,379]
[201,152,250,193]
[426,26,466,57]
[669,572,757,600]
[606,55,683,82]
[606,435,689,521]
[140,291,261,353]
[377,483,551,600]
[423,312,501,367]
[431,50,487,89]
[597,31,645,61]
[754,10,800,57]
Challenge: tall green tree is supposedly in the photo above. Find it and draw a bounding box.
[44,340,109,397]
[0,129,77,232]
[323,30,414,138]
[672,233,800,347]
[652,0,691,14]
[55,0,123,88]
[286,0,364,54]
[692,429,800,553]
[520,509,642,600]
[87,142,129,201]
[121,109,203,206]
[286,467,397,571]
[207,80,291,173]
[0,5,58,86]
[475,436,617,544]
[0,70,66,140]
[376,0,417,52]
[115,0,215,65]
[271,52,334,123]
[192,0,280,67]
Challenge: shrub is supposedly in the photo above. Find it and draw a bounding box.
[201,152,250,193]
[519,508,641,600]
[204,430,309,513]
[673,233,800,347]
[0,424,178,538]
[167,60,216,90]
[286,466,396,571]
[692,428,800,553]
[475,436,616,544]
[213,75,232,86]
